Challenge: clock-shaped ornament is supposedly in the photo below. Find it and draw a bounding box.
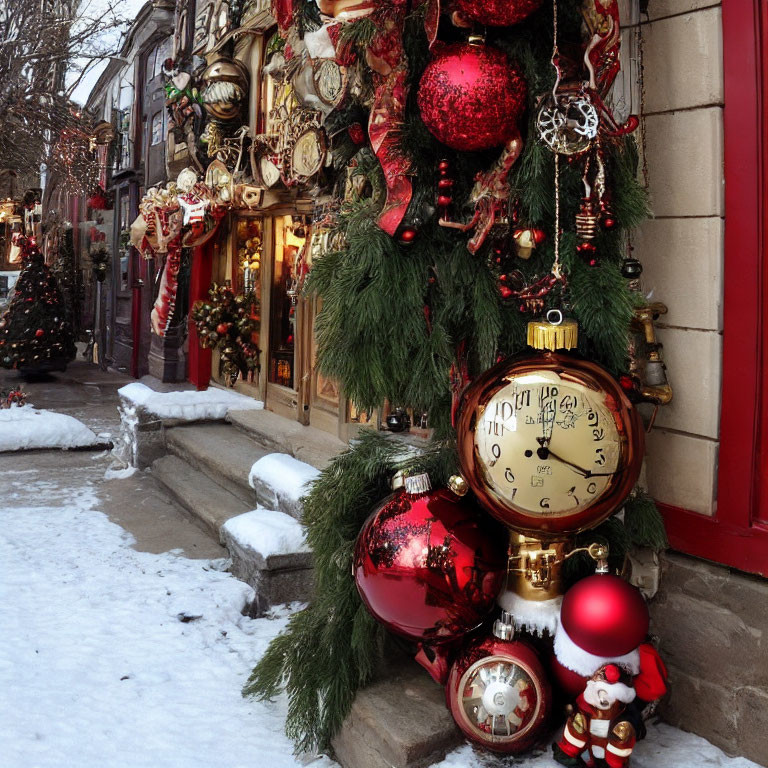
[457,315,643,537]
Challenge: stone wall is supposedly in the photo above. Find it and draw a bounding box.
[630,2,724,515]
[651,553,768,766]
[617,5,768,764]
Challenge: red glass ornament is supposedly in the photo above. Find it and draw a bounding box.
[347,123,366,145]
[560,574,649,657]
[216,323,229,335]
[451,0,542,27]
[35,329,44,338]
[446,628,551,753]
[398,227,418,244]
[418,43,527,152]
[354,481,507,644]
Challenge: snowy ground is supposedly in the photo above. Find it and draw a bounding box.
[1,474,762,768]
[0,363,761,768]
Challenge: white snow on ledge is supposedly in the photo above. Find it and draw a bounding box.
[118,382,263,422]
[248,453,320,501]
[222,509,310,559]
[0,405,99,452]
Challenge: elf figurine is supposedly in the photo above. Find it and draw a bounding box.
[553,664,637,768]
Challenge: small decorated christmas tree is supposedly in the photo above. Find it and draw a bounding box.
[0,236,76,372]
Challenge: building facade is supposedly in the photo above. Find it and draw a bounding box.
[57,1,767,763]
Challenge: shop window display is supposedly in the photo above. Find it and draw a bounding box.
[269,216,305,390]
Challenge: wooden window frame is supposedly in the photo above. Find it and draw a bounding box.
[660,2,768,576]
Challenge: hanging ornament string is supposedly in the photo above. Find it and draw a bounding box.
[551,0,562,280]
[553,152,562,279]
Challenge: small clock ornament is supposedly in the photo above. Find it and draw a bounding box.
[457,314,644,537]
[445,610,551,753]
[354,474,508,644]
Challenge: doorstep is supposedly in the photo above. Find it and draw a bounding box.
[227,408,347,470]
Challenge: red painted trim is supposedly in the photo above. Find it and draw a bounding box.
[660,503,768,578]
[656,3,767,575]
[187,239,216,390]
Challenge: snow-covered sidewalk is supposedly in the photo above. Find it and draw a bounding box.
[0,473,761,768]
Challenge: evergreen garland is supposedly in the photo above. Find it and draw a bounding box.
[247,0,668,753]
[244,431,456,753]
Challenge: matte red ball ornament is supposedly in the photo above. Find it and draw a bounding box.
[354,474,507,644]
[417,43,527,152]
[446,613,551,753]
[560,574,649,657]
[451,0,542,27]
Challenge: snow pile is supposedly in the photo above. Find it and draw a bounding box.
[0,405,100,452]
[248,453,320,501]
[223,508,310,559]
[434,724,762,768]
[0,484,335,768]
[118,382,264,422]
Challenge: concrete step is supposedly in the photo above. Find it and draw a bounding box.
[165,422,268,506]
[227,409,347,470]
[332,654,462,768]
[152,452,314,616]
[151,454,251,540]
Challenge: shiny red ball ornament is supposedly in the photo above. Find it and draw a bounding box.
[451,0,542,27]
[446,615,551,753]
[216,323,229,335]
[560,574,649,657]
[35,329,44,338]
[354,475,507,644]
[397,227,418,244]
[417,43,527,152]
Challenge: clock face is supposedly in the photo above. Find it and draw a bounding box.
[474,370,623,519]
[314,59,347,107]
[259,156,281,188]
[291,129,325,179]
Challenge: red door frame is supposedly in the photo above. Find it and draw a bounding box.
[187,238,216,390]
[660,1,768,576]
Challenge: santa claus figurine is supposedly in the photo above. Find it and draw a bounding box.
[553,664,637,768]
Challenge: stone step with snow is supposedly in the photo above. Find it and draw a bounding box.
[227,408,346,470]
[221,509,313,616]
[165,422,268,506]
[332,653,462,768]
[248,452,320,520]
[151,454,251,539]
[116,382,264,469]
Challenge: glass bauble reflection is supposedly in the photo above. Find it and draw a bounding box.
[354,480,507,644]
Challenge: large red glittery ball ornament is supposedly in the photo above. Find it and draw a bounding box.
[451,0,542,27]
[417,43,527,152]
[560,574,649,657]
[354,474,508,644]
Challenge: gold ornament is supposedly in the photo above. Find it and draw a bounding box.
[447,475,469,497]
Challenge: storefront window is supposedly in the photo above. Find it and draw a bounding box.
[269,215,305,389]
[118,194,131,292]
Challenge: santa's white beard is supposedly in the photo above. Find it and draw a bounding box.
[583,679,637,710]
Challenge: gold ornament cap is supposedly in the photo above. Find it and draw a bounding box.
[527,311,578,351]
[447,474,469,497]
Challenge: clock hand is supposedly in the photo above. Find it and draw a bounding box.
[540,447,617,478]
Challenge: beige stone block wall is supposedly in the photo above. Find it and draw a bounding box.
[622,3,724,515]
